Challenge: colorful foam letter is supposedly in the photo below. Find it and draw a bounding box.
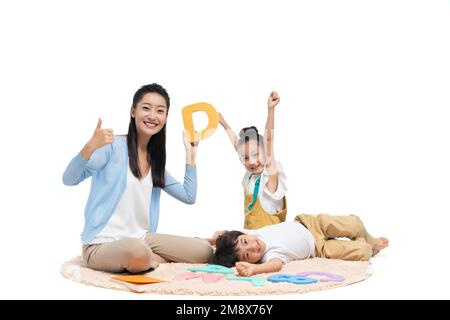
[267,274,318,285]
[295,271,345,282]
[182,102,218,142]
[226,276,265,287]
[187,264,234,274]
[175,272,224,283]
[111,275,165,284]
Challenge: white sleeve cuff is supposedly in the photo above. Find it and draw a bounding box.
[262,161,287,200]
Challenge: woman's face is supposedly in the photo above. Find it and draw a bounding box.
[131,92,168,137]
[238,140,265,175]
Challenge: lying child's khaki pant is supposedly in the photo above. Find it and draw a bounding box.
[295,214,376,261]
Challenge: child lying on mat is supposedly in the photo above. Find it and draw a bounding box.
[209,214,389,276]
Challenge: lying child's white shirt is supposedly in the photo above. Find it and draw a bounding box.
[246,222,316,264]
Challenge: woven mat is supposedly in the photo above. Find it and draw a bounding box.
[61,256,372,295]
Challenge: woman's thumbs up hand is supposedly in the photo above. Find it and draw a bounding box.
[90,118,114,149]
[81,118,114,160]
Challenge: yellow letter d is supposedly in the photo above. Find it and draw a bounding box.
[182,102,218,142]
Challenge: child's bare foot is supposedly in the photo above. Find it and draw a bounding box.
[372,237,389,256]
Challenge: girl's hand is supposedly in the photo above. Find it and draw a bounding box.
[218,112,225,126]
[183,130,199,165]
[267,91,280,109]
[212,230,226,241]
[207,230,227,246]
[81,118,114,160]
[218,112,228,129]
[218,112,238,149]
[235,262,257,277]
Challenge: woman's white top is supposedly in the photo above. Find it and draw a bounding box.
[91,166,152,244]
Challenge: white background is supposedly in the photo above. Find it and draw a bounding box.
[0,0,449,299]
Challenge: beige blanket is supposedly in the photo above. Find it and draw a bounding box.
[61,256,372,295]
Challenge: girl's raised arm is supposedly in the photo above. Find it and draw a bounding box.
[264,91,280,193]
[218,112,238,151]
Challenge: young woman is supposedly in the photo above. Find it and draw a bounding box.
[63,83,212,273]
[218,91,287,229]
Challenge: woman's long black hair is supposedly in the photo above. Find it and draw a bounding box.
[127,83,170,188]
